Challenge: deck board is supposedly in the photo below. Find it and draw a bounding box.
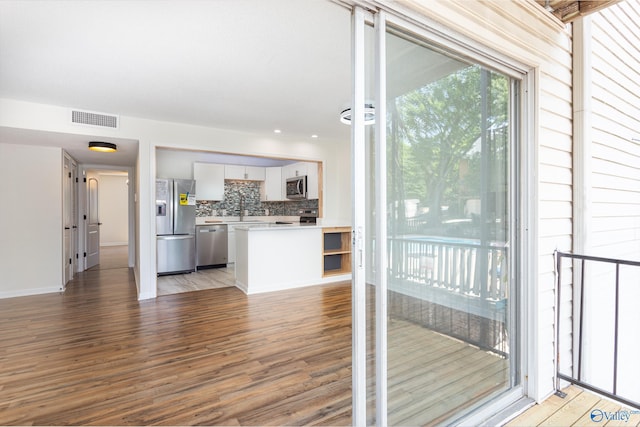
[507,386,640,427]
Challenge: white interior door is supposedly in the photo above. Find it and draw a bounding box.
[63,154,73,284]
[71,161,79,274]
[86,176,100,269]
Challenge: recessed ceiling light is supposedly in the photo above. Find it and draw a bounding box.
[311,134,319,139]
[274,129,282,134]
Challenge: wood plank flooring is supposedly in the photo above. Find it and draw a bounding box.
[0,268,352,426]
[88,245,130,270]
[507,386,640,427]
[1,248,512,426]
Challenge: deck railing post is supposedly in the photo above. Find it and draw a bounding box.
[578,259,585,382]
[555,251,564,395]
[613,262,620,395]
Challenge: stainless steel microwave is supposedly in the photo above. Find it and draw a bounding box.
[286,176,307,200]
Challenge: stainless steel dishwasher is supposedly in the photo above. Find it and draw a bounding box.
[196,224,228,268]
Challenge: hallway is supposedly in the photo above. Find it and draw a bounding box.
[88,245,129,270]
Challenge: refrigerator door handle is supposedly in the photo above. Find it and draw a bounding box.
[157,235,194,240]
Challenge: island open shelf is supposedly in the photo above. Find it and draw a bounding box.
[322,227,352,277]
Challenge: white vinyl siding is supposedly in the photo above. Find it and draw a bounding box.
[590,1,640,260]
[390,0,574,402]
[575,0,640,403]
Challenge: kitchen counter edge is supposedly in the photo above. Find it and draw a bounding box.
[233,222,351,231]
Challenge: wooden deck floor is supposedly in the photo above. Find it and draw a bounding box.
[385,318,509,426]
[1,254,509,426]
[507,386,640,427]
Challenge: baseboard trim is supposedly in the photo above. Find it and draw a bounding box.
[100,242,128,247]
[0,286,62,299]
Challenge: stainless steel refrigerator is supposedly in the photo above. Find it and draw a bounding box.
[156,178,196,275]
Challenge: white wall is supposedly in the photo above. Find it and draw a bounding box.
[98,173,129,246]
[0,143,63,297]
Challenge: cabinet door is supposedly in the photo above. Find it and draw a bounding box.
[305,162,319,200]
[225,165,265,181]
[193,163,225,200]
[262,167,283,201]
[224,165,246,180]
[282,162,308,179]
[245,166,265,181]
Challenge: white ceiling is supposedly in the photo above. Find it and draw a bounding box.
[0,0,353,167]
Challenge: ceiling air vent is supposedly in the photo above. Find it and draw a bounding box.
[70,109,119,129]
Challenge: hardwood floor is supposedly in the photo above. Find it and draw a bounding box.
[1,249,511,426]
[88,245,130,270]
[0,267,352,426]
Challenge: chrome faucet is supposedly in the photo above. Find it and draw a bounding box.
[239,196,245,221]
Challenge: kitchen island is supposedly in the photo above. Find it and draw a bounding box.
[234,223,352,294]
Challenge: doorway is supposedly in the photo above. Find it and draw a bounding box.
[82,168,134,272]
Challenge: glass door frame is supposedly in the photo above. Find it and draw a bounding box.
[350,4,536,425]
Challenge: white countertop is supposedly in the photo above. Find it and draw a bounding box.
[196,216,351,230]
[234,220,351,231]
[195,216,298,225]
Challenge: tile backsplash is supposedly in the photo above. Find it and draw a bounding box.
[196,180,318,217]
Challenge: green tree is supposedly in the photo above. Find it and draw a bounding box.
[389,64,509,232]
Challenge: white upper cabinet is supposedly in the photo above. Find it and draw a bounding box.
[224,165,265,181]
[193,163,225,201]
[246,166,266,181]
[306,162,319,200]
[282,162,307,179]
[261,167,283,201]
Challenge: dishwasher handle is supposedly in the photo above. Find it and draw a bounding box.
[199,228,221,232]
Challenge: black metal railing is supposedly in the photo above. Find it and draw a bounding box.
[555,251,640,409]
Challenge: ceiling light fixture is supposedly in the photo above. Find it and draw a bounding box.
[274,129,282,134]
[88,141,117,152]
[339,103,375,125]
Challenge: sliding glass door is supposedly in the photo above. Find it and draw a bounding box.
[352,7,523,425]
